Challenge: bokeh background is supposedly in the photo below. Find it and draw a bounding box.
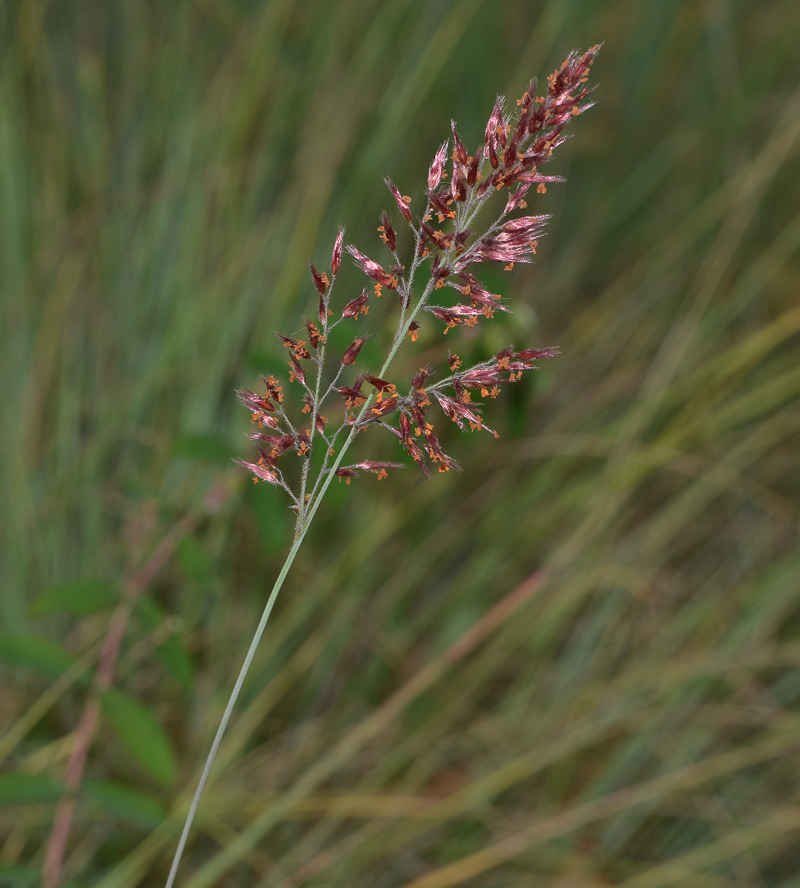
[2,1,800,886]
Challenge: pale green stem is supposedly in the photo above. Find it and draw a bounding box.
[164,533,303,888]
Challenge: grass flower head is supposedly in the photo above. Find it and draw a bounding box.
[235,45,601,516]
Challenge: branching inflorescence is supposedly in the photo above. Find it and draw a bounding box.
[236,46,600,528]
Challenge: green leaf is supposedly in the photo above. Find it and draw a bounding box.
[173,433,234,465]
[0,773,62,805]
[0,865,40,886]
[0,633,75,678]
[135,597,194,692]
[30,579,118,617]
[177,534,213,585]
[101,689,177,786]
[84,779,166,827]
[135,595,163,628]
[155,635,194,694]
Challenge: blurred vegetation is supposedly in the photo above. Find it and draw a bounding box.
[2,0,800,885]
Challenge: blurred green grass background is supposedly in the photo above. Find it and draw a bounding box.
[2,0,800,885]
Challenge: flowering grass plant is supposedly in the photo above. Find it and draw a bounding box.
[165,45,600,886]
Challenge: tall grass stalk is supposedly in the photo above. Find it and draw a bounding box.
[165,47,601,887]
